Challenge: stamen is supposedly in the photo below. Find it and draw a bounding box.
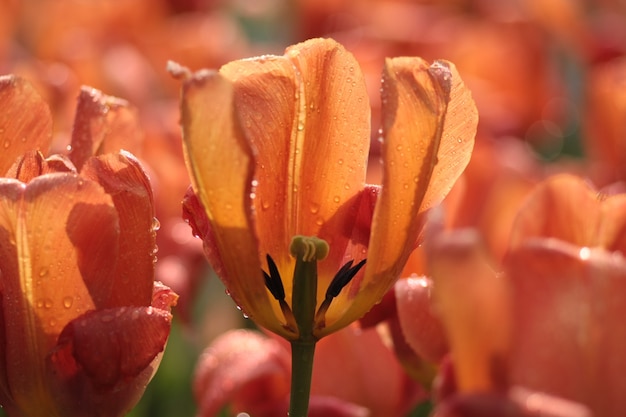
[263,254,285,300]
[262,254,298,334]
[326,259,367,298]
[314,258,367,329]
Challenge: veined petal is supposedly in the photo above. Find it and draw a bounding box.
[47,305,172,417]
[0,174,119,416]
[5,150,76,183]
[326,58,477,334]
[0,75,53,175]
[180,70,285,335]
[219,38,371,311]
[81,151,156,307]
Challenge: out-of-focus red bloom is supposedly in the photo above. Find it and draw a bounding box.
[0,75,177,417]
[428,174,626,416]
[193,325,423,417]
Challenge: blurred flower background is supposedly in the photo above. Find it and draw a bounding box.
[1,0,626,416]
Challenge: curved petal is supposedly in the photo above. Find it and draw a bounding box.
[506,239,626,416]
[180,70,285,335]
[68,87,143,170]
[395,276,448,363]
[193,329,290,417]
[219,38,371,313]
[509,175,601,249]
[0,174,119,415]
[327,58,477,334]
[0,75,53,174]
[47,306,172,417]
[429,230,511,393]
[81,151,156,307]
[5,150,76,183]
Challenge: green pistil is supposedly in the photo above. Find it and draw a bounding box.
[288,235,328,417]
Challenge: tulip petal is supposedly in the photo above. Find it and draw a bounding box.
[47,306,172,417]
[330,58,477,333]
[180,71,284,334]
[51,306,171,387]
[509,175,601,249]
[0,174,119,414]
[218,38,371,312]
[5,150,76,183]
[506,239,626,416]
[429,230,511,393]
[81,151,156,307]
[0,75,53,174]
[395,276,448,363]
[68,87,143,170]
[193,329,290,417]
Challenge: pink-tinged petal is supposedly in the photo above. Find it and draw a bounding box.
[433,388,592,417]
[335,58,477,334]
[307,396,370,417]
[180,69,287,336]
[47,307,171,417]
[312,324,422,417]
[395,276,448,363]
[0,174,119,415]
[193,330,290,417]
[0,75,53,174]
[68,87,143,170]
[506,239,626,416]
[151,281,179,313]
[509,175,601,249]
[81,151,156,307]
[5,150,76,183]
[429,230,511,393]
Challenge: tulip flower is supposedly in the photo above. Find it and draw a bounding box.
[428,174,626,416]
[0,74,177,417]
[176,37,477,415]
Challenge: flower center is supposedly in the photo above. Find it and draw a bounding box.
[263,235,366,341]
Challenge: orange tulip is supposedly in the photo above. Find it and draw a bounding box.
[429,174,626,416]
[0,75,177,417]
[176,37,478,341]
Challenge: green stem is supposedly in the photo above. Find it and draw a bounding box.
[289,340,316,417]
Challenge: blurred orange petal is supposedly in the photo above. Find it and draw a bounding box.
[430,230,510,393]
[0,75,52,174]
[506,239,626,416]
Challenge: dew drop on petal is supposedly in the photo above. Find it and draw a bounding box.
[152,217,161,231]
[63,296,73,309]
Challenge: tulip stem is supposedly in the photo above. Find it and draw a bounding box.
[289,339,316,417]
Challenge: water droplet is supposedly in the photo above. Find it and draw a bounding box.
[39,268,49,277]
[310,203,320,214]
[63,296,73,309]
[333,195,340,203]
[457,138,463,143]
[48,318,56,327]
[337,158,344,165]
[152,217,161,231]
[2,141,9,149]
[261,200,270,210]
[315,217,324,226]
[297,121,305,131]
[44,298,53,309]
[66,144,73,152]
